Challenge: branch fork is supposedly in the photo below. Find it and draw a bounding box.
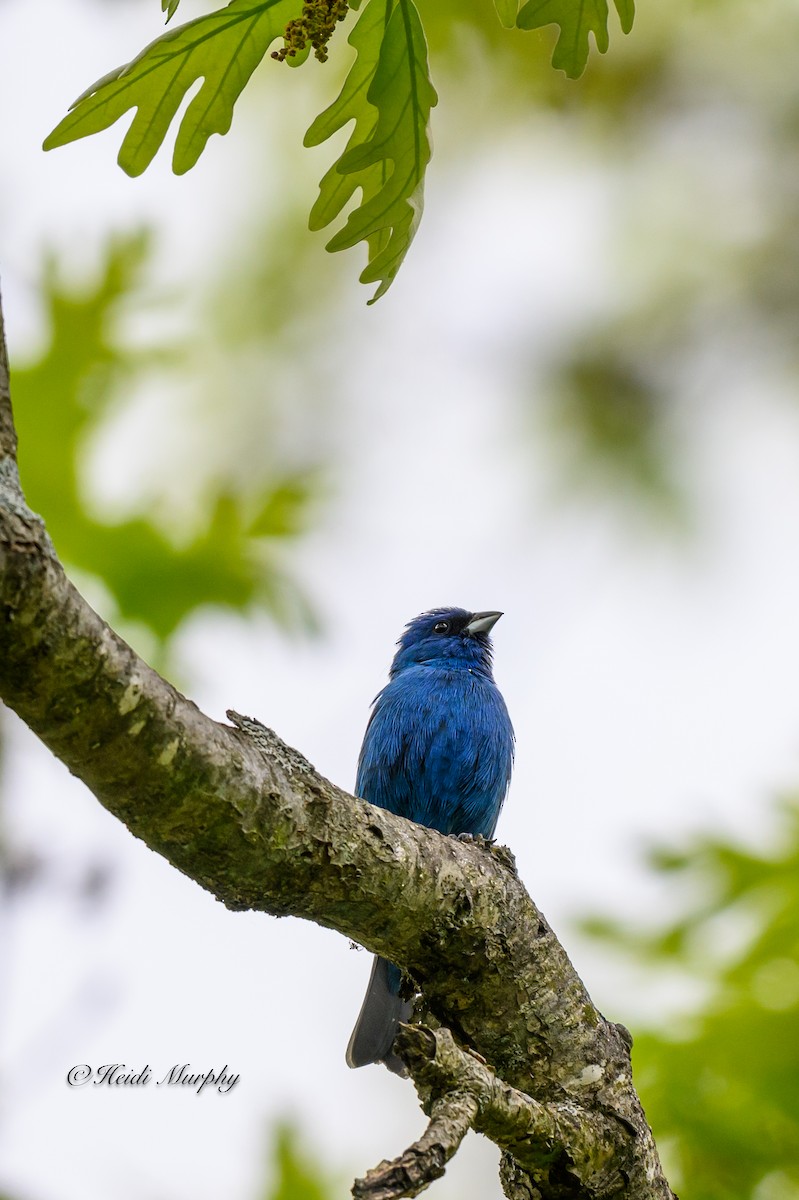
[355,1023,636,1200]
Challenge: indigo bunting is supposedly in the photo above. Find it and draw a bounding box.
[346,607,514,1073]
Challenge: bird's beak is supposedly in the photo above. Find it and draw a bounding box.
[465,611,503,636]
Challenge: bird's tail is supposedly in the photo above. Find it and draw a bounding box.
[346,955,414,1075]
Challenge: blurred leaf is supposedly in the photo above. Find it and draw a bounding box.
[162,0,181,21]
[305,0,437,302]
[250,473,322,537]
[584,797,799,1197]
[12,236,320,645]
[262,1122,334,1200]
[14,231,151,520]
[545,350,683,518]
[44,0,304,176]
[516,0,634,79]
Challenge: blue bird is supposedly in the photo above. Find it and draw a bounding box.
[346,607,514,1073]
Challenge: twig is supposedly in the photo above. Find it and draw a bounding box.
[353,1087,478,1200]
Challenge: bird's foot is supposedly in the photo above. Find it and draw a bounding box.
[452,832,495,848]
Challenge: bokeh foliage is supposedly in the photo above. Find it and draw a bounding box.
[411,0,799,514]
[584,802,799,1199]
[260,1122,336,1200]
[11,233,320,649]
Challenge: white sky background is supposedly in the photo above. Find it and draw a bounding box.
[3,1,799,1198]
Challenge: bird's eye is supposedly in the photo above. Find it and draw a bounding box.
[433,621,449,633]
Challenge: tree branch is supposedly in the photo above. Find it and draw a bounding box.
[353,1076,478,1200]
[0,284,675,1200]
[395,1024,632,1197]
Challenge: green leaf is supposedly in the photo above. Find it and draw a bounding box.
[286,42,312,67]
[162,0,181,22]
[304,0,386,243]
[44,0,304,176]
[613,0,634,35]
[494,0,519,30]
[516,0,634,79]
[304,0,437,303]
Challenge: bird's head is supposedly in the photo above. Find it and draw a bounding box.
[390,607,503,677]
